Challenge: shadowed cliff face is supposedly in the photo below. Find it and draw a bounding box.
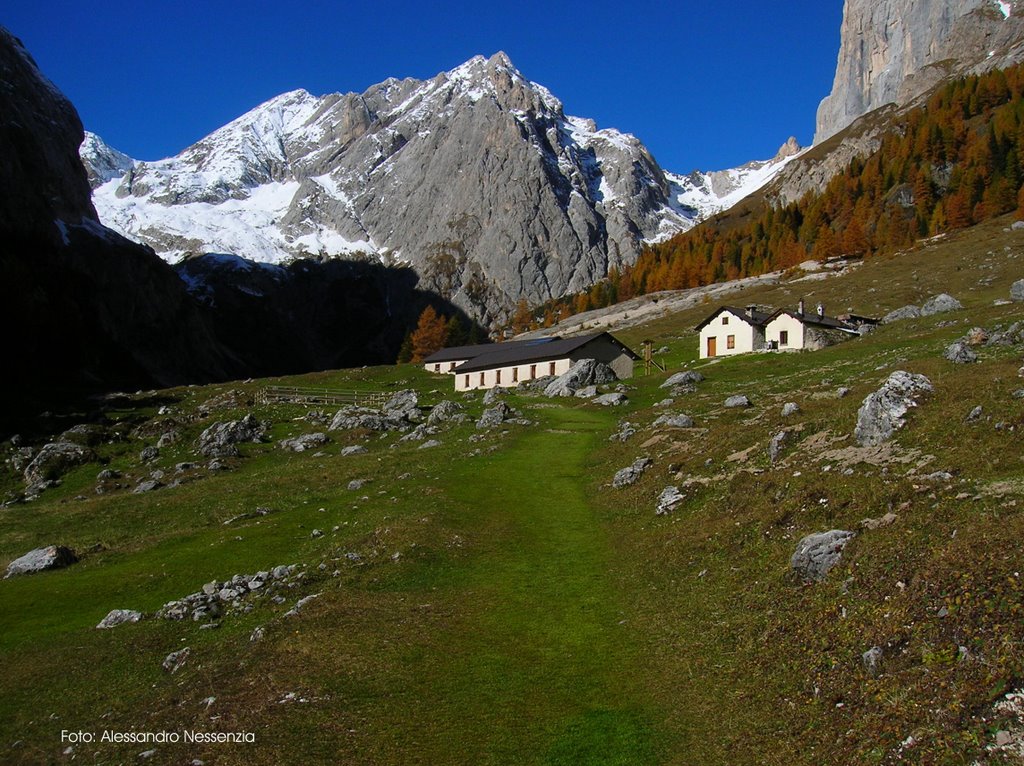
[0,28,96,238]
[815,0,1024,144]
[0,26,474,426]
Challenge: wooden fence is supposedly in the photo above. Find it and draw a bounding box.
[256,386,389,409]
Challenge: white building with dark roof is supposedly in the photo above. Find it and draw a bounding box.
[695,305,773,359]
[424,332,638,392]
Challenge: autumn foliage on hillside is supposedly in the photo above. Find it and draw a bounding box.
[533,63,1024,326]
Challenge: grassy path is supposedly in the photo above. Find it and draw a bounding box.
[382,406,661,764]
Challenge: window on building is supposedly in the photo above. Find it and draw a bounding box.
[779,330,789,346]
[496,369,502,384]
[722,316,729,325]
[464,375,469,388]
[479,372,485,386]
[512,367,519,383]
[727,335,735,350]
[449,362,456,372]
[530,364,537,379]
[434,363,440,372]
[549,361,556,376]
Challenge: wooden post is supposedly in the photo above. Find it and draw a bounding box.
[642,339,653,375]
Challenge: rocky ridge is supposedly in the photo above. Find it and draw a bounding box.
[82,54,797,324]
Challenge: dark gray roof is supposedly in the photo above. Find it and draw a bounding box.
[768,309,860,333]
[452,332,638,373]
[694,306,773,331]
[421,338,552,364]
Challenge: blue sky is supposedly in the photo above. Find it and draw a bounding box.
[5,0,843,172]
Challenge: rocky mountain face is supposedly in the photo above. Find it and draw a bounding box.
[0,26,236,405]
[1,26,458,421]
[815,0,1024,143]
[84,54,768,324]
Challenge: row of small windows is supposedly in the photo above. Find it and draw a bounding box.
[462,361,557,388]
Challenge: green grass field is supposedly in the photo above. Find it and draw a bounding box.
[2,216,1024,764]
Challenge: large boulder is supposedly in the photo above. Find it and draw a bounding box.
[477,402,514,429]
[652,413,695,429]
[278,432,329,452]
[944,341,977,364]
[612,457,652,489]
[427,400,464,425]
[661,370,704,389]
[96,609,144,629]
[790,530,855,582]
[382,390,421,424]
[197,414,267,458]
[592,393,628,406]
[881,305,922,323]
[23,441,96,484]
[920,293,962,316]
[854,371,933,446]
[4,545,78,578]
[544,359,617,397]
[724,395,751,409]
[329,407,387,431]
[1011,279,1024,302]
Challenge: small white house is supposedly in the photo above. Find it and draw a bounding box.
[424,332,638,392]
[765,302,861,351]
[695,305,772,360]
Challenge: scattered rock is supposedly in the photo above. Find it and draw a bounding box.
[781,402,801,417]
[656,486,684,515]
[862,646,883,677]
[278,433,330,452]
[481,386,506,406]
[609,422,636,443]
[661,371,704,388]
[419,439,442,449]
[162,648,190,674]
[854,371,933,446]
[944,341,977,364]
[59,424,106,447]
[652,413,694,429]
[310,529,323,539]
[4,545,79,578]
[284,593,321,618]
[139,446,159,463]
[612,457,653,489]
[132,479,163,494]
[920,293,962,316]
[96,468,121,481]
[882,305,922,323]
[544,359,618,398]
[860,513,898,530]
[592,393,628,406]
[197,415,267,458]
[477,402,515,429]
[574,385,598,399]
[340,445,368,456]
[724,395,751,408]
[836,387,851,399]
[966,406,983,422]
[790,530,855,582]
[97,609,144,629]
[965,327,989,345]
[23,441,96,484]
[426,400,464,425]
[769,431,788,464]
[1011,279,1024,302]
[348,479,368,491]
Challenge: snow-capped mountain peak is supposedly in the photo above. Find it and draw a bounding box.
[81,53,788,321]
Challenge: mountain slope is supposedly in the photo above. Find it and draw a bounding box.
[84,54,772,324]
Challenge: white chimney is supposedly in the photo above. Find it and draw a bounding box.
[816,303,824,318]
[798,299,805,316]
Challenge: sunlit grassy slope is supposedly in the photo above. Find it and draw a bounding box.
[1,215,1023,764]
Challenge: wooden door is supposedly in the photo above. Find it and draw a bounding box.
[707,337,717,357]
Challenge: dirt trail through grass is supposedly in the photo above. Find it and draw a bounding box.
[394,406,661,765]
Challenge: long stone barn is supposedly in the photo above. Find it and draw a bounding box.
[423,332,639,392]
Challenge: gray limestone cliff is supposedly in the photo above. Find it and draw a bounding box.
[815,0,1024,144]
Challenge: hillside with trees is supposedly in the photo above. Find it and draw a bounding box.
[530,62,1024,327]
